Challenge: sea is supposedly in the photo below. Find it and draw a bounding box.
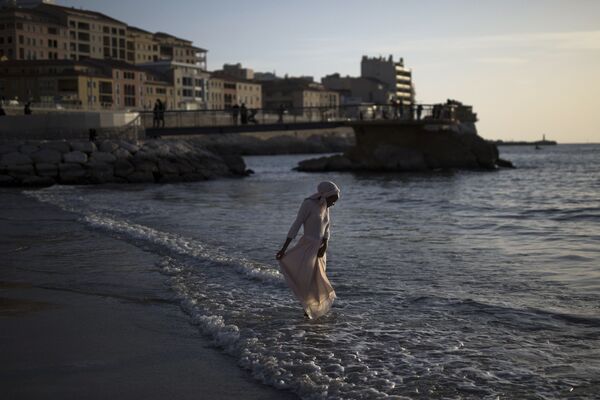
[25,144,600,399]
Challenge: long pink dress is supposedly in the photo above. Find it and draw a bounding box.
[279,198,336,319]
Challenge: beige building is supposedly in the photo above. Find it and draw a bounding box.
[140,60,209,110]
[36,2,129,62]
[154,32,206,69]
[0,6,69,61]
[0,3,207,68]
[321,73,392,105]
[361,55,413,104]
[207,76,224,110]
[262,77,339,112]
[127,26,159,64]
[211,71,262,110]
[0,59,173,110]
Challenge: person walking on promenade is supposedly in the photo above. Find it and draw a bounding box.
[0,104,5,116]
[240,103,248,125]
[278,104,285,123]
[392,98,400,119]
[276,181,340,319]
[24,101,32,115]
[232,103,240,125]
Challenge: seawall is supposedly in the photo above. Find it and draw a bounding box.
[0,139,247,187]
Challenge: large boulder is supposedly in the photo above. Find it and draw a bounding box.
[59,162,86,183]
[63,151,88,164]
[71,141,97,154]
[90,151,116,163]
[114,159,135,178]
[0,174,16,185]
[44,141,71,153]
[1,152,32,166]
[86,161,114,183]
[0,143,21,155]
[7,164,34,178]
[127,171,155,183]
[22,176,54,187]
[19,144,39,155]
[99,140,119,153]
[35,163,59,178]
[113,148,132,159]
[117,140,140,154]
[31,148,62,164]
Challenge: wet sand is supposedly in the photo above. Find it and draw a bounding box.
[0,189,296,400]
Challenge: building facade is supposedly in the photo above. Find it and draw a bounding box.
[262,77,339,112]
[361,55,413,103]
[0,3,207,68]
[140,60,209,110]
[0,59,173,110]
[0,6,68,61]
[321,73,392,105]
[210,71,262,110]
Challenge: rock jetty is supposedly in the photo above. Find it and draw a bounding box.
[297,120,513,172]
[0,139,248,187]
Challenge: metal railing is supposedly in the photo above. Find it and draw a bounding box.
[139,103,474,130]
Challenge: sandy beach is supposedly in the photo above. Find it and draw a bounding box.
[0,189,296,400]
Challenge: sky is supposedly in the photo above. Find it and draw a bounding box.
[60,0,600,143]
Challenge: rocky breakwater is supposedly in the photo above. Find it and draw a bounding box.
[0,139,248,187]
[297,119,513,172]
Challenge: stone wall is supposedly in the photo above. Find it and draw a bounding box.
[0,139,247,187]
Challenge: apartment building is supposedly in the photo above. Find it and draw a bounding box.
[262,77,339,112]
[206,76,224,110]
[361,55,413,103]
[0,59,173,110]
[154,32,206,69]
[143,71,175,111]
[127,26,158,64]
[0,3,207,68]
[0,6,68,60]
[140,60,209,110]
[34,3,129,62]
[321,73,392,105]
[210,71,262,110]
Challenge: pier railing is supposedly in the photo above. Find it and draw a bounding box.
[139,103,474,130]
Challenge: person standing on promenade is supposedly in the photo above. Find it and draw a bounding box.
[153,100,161,128]
[232,103,240,125]
[416,104,423,120]
[0,104,5,116]
[278,104,285,123]
[240,103,248,125]
[276,181,340,319]
[24,102,32,115]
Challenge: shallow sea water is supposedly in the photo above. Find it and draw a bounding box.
[26,144,600,399]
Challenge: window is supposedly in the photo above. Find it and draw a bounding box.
[16,22,23,30]
[48,27,58,35]
[123,71,135,80]
[19,35,23,44]
[119,29,125,36]
[182,77,193,86]
[78,22,90,30]
[103,26,109,34]
[182,89,193,97]
[78,43,90,53]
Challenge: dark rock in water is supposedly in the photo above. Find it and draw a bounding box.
[297,120,509,173]
[496,158,515,168]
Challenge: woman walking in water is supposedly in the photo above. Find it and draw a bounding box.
[276,181,340,319]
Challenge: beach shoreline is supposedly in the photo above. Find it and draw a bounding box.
[0,189,296,400]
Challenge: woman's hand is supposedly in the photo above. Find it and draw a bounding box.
[276,249,285,260]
